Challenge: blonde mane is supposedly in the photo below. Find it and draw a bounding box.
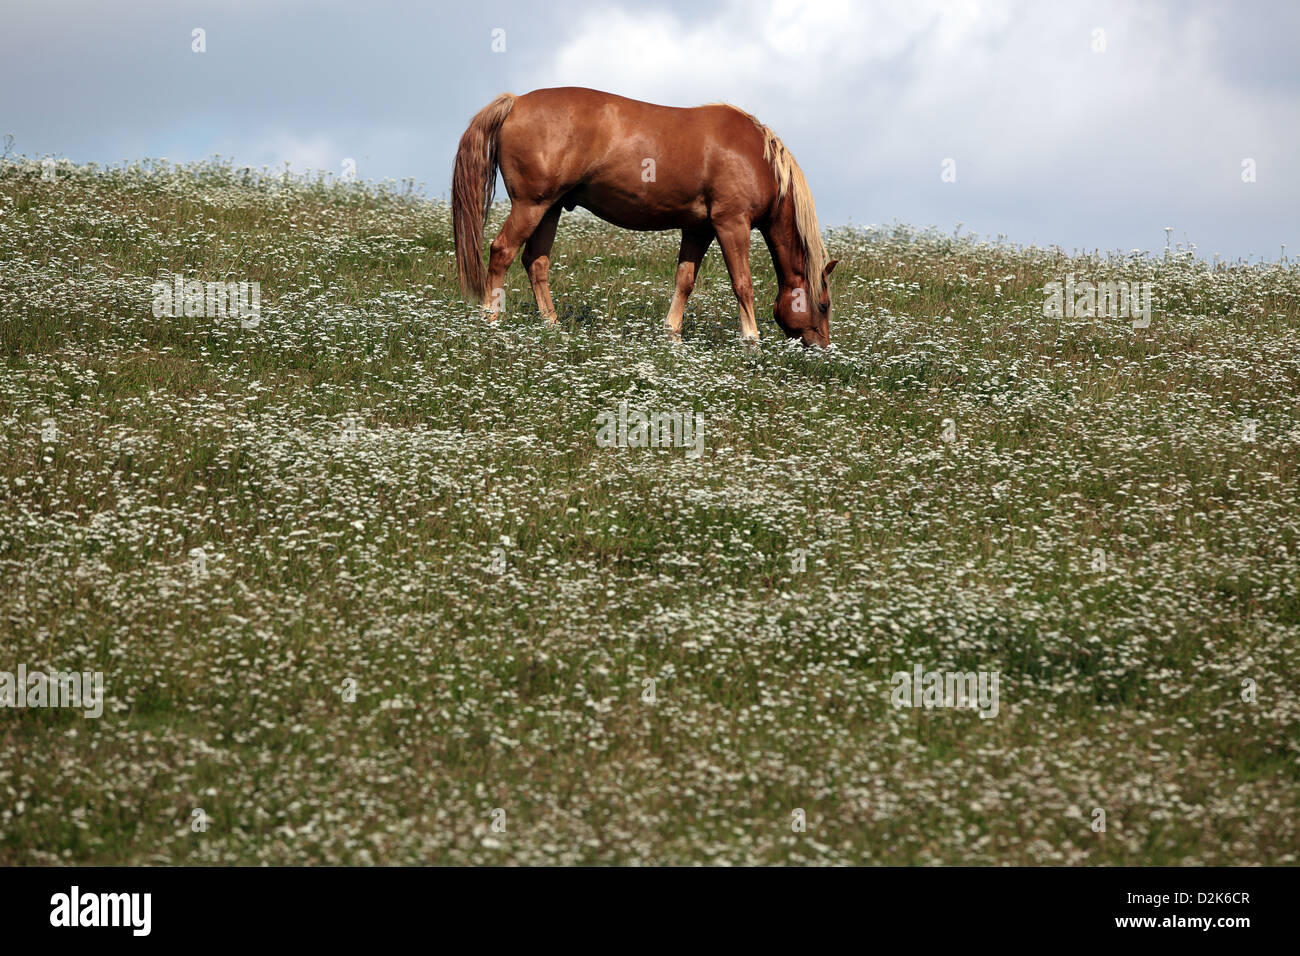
[711,104,828,303]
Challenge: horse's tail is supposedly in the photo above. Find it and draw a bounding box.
[452,92,517,301]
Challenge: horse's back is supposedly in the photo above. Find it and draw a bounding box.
[497,88,774,229]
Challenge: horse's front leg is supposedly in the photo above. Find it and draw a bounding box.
[713,219,759,341]
[665,228,712,341]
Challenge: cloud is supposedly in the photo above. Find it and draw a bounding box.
[1,0,1295,257]
[535,0,1298,255]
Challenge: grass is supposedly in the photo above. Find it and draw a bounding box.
[1,156,1298,865]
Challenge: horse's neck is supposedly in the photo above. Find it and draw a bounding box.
[762,200,807,289]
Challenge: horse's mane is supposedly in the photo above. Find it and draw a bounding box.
[710,103,828,303]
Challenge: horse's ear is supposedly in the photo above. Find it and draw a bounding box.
[823,259,839,278]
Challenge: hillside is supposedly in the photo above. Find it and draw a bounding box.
[1,158,1298,864]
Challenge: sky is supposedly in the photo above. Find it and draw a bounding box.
[2,0,1297,260]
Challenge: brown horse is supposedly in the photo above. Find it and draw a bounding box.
[451,87,837,346]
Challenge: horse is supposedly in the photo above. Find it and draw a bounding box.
[451,87,838,346]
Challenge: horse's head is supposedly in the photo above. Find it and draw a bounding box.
[773,259,838,347]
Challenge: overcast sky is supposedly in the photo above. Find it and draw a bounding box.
[3,0,1297,259]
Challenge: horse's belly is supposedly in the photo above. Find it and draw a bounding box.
[568,185,708,232]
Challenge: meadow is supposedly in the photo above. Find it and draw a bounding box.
[1,157,1297,864]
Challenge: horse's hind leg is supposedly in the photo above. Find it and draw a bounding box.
[484,201,549,319]
[522,204,561,325]
[665,228,712,341]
